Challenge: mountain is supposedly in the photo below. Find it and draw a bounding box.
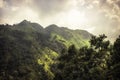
[12,20,44,32]
[0,20,92,80]
[11,20,92,52]
[45,24,91,49]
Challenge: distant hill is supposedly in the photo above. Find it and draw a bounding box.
[0,20,92,80]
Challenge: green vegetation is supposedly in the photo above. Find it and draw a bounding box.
[37,48,59,79]
[0,21,120,80]
[54,34,120,80]
[50,32,90,49]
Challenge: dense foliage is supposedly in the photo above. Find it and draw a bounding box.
[0,21,120,80]
[54,34,120,80]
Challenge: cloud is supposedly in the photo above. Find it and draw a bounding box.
[0,0,5,8]
[75,0,120,41]
[28,0,77,17]
[0,0,120,41]
[99,0,120,40]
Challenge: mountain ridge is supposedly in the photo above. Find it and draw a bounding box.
[1,20,93,50]
[0,20,93,80]
[12,20,92,35]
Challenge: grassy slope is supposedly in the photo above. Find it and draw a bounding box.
[49,29,91,49]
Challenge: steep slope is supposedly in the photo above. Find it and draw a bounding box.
[0,20,92,80]
[0,24,58,80]
[45,24,92,48]
[11,20,92,52]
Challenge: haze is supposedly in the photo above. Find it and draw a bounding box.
[0,0,120,41]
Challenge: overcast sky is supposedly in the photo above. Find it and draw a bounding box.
[0,0,120,41]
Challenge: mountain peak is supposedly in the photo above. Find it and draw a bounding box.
[22,19,30,22]
[19,20,31,25]
[46,24,59,29]
[45,24,60,33]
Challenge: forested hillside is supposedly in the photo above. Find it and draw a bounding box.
[0,20,119,80]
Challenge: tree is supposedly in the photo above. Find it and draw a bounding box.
[109,35,120,80]
[55,34,111,80]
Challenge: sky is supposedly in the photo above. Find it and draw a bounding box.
[0,0,120,41]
